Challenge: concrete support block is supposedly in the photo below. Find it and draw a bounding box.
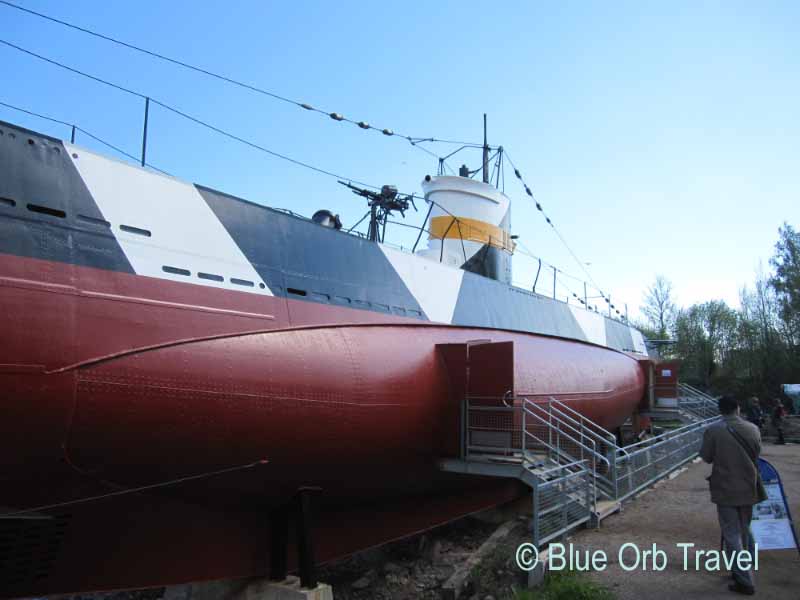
[526,548,548,588]
[164,576,333,600]
[242,576,333,600]
[163,579,249,600]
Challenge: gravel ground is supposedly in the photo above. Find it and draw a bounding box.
[317,515,529,599]
[575,441,800,599]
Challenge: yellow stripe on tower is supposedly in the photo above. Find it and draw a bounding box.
[429,216,515,253]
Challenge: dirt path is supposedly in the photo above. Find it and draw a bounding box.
[574,442,800,599]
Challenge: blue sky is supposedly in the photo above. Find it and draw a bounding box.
[1,1,797,320]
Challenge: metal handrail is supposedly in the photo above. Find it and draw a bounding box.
[679,383,717,401]
[679,399,716,420]
[620,415,719,454]
[467,395,616,499]
[469,396,623,466]
[680,382,707,397]
[462,393,719,509]
[523,401,611,471]
[519,406,580,462]
[467,404,516,412]
[678,388,718,407]
[522,402,609,505]
[547,397,618,442]
[522,415,598,514]
[625,422,709,459]
[545,398,631,460]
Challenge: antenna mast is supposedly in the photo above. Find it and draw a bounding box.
[482,113,489,184]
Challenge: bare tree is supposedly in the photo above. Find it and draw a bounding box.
[642,275,676,339]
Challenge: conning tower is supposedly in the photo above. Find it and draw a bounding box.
[418,174,514,284]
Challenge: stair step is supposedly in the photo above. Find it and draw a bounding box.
[593,500,621,521]
[479,454,524,464]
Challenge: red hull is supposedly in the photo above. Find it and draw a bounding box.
[1,253,645,597]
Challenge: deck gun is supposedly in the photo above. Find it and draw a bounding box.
[338,181,417,242]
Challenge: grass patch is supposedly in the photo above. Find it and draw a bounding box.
[513,571,615,600]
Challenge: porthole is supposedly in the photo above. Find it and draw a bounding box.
[77,214,110,228]
[120,224,151,237]
[27,204,66,218]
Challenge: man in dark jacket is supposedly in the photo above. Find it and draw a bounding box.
[700,395,763,596]
[745,397,763,432]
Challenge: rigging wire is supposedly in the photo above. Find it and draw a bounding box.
[1,98,625,318]
[0,99,171,175]
[504,149,615,305]
[517,241,624,317]
[517,239,621,315]
[0,96,435,239]
[0,38,383,191]
[0,8,627,313]
[0,0,491,152]
[517,240,588,302]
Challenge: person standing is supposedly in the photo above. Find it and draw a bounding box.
[745,397,763,432]
[771,399,786,445]
[700,395,766,596]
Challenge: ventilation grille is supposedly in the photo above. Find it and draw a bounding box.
[0,514,70,589]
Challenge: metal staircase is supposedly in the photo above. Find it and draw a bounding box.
[677,383,719,421]
[639,382,718,428]
[520,397,626,502]
[439,395,615,545]
[439,392,719,546]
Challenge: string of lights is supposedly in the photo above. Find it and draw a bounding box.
[504,150,627,320]
[0,9,630,319]
[0,0,493,154]
[0,38,387,191]
[516,240,603,312]
[0,96,428,240]
[2,94,627,321]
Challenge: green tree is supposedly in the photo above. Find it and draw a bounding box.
[631,319,660,341]
[769,223,800,349]
[644,225,798,397]
[734,268,789,397]
[672,300,738,390]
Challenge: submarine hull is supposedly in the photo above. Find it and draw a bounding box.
[0,119,647,597]
[0,254,644,598]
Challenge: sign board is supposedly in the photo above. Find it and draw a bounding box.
[751,458,799,552]
[661,369,672,377]
[784,384,800,414]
